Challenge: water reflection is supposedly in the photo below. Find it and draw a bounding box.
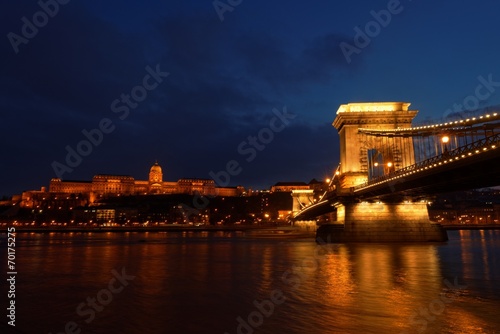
[445,230,500,296]
[2,230,499,333]
[308,244,443,334]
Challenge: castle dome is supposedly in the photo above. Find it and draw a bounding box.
[150,161,162,174]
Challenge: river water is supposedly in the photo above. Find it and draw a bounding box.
[1,230,499,334]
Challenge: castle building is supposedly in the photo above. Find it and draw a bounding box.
[21,162,244,208]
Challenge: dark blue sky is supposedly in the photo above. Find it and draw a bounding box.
[2,0,500,196]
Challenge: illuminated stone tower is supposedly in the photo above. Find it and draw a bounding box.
[332,102,417,189]
[315,102,448,242]
[149,161,163,193]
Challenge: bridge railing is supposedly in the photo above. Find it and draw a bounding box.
[354,132,500,190]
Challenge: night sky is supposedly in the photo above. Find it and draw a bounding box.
[2,0,500,196]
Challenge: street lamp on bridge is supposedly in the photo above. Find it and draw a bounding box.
[371,161,394,178]
[441,135,450,154]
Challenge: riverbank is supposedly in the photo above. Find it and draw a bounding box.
[442,224,500,230]
[1,225,297,233]
[2,224,499,233]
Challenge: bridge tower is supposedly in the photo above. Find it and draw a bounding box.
[291,189,317,234]
[315,102,448,242]
[333,102,417,190]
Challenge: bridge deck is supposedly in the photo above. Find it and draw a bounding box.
[294,133,500,221]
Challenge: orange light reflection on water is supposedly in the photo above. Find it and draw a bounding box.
[316,244,443,333]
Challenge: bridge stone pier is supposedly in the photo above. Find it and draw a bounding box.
[317,200,448,242]
[317,102,448,242]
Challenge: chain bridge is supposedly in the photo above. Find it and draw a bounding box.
[292,102,500,242]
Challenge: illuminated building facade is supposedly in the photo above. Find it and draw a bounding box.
[19,162,244,207]
[270,182,310,192]
[177,178,216,196]
[270,180,328,194]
